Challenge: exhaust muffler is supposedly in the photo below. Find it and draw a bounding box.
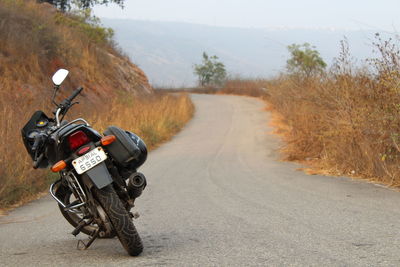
[127,172,147,199]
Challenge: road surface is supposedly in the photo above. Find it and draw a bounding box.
[1,95,400,266]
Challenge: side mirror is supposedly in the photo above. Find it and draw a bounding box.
[52,69,69,86]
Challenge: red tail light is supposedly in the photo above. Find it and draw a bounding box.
[77,146,91,156]
[68,131,90,150]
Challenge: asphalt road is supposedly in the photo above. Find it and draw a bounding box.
[1,94,400,266]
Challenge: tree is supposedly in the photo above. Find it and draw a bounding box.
[39,0,124,11]
[286,43,327,78]
[194,52,227,87]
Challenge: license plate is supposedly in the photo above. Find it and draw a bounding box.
[72,147,107,174]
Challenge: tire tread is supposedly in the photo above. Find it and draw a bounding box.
[93,185,143,256]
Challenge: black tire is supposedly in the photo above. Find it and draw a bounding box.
[55,184,117,237]
[93,185,143,256]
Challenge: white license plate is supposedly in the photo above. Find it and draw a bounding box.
[72,147,107,174]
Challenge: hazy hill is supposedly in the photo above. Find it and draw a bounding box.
[101,19,380,87]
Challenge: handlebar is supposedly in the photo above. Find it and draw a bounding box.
[32,135,41,152]
[66,87,83,103]
[32,133,47,152]
[55,87,84,126]
[33,154,44,169]
[31,133,48,169]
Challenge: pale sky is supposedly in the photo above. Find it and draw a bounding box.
[94,0,400,30]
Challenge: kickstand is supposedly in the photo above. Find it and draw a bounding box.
[77,229,100,250]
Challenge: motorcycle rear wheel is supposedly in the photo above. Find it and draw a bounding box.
[93,184,143,256]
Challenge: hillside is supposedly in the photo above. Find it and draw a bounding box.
[0,1,152,100]
[0,0,194,208]
[100,19,380,86]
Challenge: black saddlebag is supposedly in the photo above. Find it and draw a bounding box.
[103,126,140,167]
[125,131,148,170]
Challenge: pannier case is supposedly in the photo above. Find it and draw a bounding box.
[104,126,140,166]
[126,132,148,170]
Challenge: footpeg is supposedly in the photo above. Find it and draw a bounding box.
[71,221,86,236]
[71,219,87,236]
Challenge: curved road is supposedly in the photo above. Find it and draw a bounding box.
[1,95,400,266]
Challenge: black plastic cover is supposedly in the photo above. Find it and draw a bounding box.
[21,111,50,168]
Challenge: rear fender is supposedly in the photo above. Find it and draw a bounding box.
[82,162,113,189]
[70,142,113,189]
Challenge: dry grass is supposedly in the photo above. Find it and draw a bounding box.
[0,89,193,208]
[0,0,194,209]
[265,74,400,185]
[217,79,267,98]
[264,36,400,186]
[0,0,148,98]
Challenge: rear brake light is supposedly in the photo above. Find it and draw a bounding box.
[77,146,91,155]
[68,130,90,150]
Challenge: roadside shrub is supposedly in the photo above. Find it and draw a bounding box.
[266,36,400,186]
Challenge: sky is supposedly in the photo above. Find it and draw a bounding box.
[94,0,400,31]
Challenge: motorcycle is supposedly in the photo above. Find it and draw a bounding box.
[21,69,148,256]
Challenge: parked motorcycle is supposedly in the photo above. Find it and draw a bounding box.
[21,69,148,256]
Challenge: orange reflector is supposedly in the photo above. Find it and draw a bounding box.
[101,135,116,146]
[51,160,67,173]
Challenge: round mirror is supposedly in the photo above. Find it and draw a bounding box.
[52,69,69,86]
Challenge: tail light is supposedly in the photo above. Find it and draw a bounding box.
[77,146,91,156]
[68,130,90,150]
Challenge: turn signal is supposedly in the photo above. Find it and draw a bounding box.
[101,135,116,146]
[51,160,67,173]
